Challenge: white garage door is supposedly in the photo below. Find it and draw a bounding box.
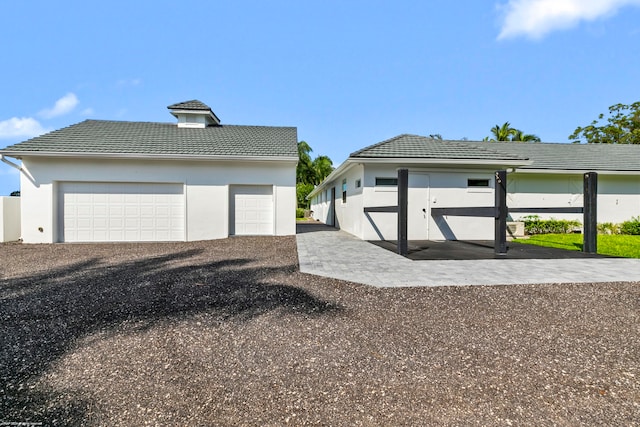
[230,186,274,235]
[60,182,185,242]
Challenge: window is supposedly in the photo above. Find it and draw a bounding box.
[355,179,361,188]
[342,179,347,203]
[375,177,398,186]
[468,179,490,187]
[467,178,492,193]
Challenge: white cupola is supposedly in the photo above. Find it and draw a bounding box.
[167,100,220,128]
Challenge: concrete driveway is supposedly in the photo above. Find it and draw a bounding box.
[296,222,640,287]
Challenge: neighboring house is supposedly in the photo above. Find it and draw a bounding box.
[309,134,640,241]
[0,100,298,243]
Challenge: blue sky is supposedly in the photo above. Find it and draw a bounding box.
[1,0,639,195]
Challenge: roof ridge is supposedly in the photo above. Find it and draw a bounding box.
[348,133,529,162]
[349,133,420,157]
[167,100,212,110]
[457,140,527,158]
[55,119,296,130]
[0,119,298,158]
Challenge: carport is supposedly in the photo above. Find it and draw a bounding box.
[368,239,608,261]
[365,169,599,257]
[296,222,640,287]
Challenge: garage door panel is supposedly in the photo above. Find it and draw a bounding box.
[77,205,93,216]
[125,217,139,227]
[108,193,124,203]
[109,217,124,228]
[60,182,185,242]
[93,218,107,228]
[77,218,92,228]
[125,206,139,216]
[93,193,108,203]
[140,230,154,240]
[231,186,274,236]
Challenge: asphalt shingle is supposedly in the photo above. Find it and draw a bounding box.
[350,134,640,172]
[350,134,528,162]
[0,120,298,159]
[478,140,640,171]
[166,100,212,111]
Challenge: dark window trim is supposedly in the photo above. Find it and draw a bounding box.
[375,177,398,186]
[467,178,490,188]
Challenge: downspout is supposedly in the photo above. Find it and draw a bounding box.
[1,154,22,171]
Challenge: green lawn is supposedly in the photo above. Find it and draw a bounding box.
[514,234,640,258]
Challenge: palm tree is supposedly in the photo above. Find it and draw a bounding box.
[485,122,541,142]
[487,122,517,141]
[296,141,335,208]
[511,130,541,142]
[297,141,315,185]
[311,155,334,185]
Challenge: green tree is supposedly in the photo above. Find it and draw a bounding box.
[297,141,315,184]
[511,130,541,142]
[484,122,516,141]
[311,155,333,185]
[296,141,334,208]
[484,122,540,142]
[569,102,640,144]
[296,183,314,209]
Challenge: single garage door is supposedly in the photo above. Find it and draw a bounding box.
[60,182,185,242]
[230,185,274,235]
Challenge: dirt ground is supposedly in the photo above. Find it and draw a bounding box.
[1,237,638,426]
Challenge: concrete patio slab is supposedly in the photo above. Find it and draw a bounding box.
[296,222,640,288]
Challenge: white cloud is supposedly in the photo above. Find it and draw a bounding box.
[0,117,47,139]
[38,92,79,119]
[497,0,640,40]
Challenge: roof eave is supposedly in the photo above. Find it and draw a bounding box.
[514,168,640,176]
[0,151,298,163]
[350,156,532,167]
[307,159,358,199]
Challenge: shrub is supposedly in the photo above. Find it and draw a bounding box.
[598,222,620,235]
[519,215,581,235]
[296,208,305,219]
[296,183,314,209]
[620,216,640,235]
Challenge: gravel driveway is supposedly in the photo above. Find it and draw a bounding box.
[1,237,638,426]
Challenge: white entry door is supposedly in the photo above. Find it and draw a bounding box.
[60,182,185,242]
[230,185,274,235]
[408,173,430,240]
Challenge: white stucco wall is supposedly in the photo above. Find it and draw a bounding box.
[508,173,640,224]
[311,165,640,242]
[359,165,496,241]
[19,156,296,243]
[312,164,497,241]
[333,164,365,236]
[0,196,21,242]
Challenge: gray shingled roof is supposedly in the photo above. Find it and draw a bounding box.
[349,134,640,172]
[0,120,298,159]
[350,134,528,162]
[167,100,212,111]
[478,141,640,172]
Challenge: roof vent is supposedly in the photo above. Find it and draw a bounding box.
[167,100,221,128]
